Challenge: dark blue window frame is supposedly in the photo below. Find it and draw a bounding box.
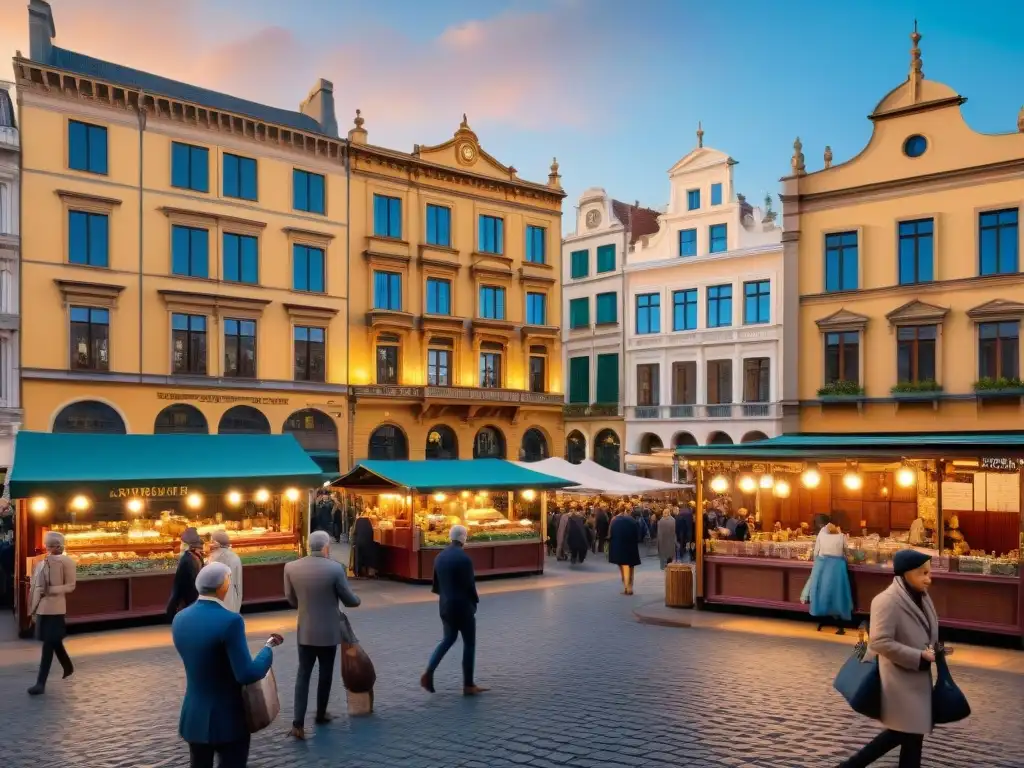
[479,285,506,319]
[526,225,546,264]
[672,289,697,331]
[426,278,451,315]
[679,229,697,257]
[825,231,859,291]
[478,215,504,255]
[636,293,661,335]
[707,284,733,328]
[171,225,209,278]
[293,169,325,214]
[743,280,770,325]
[223,153,258,201]
[68,211,109,267]
[171,142,209,192]
[373,270,402,310]
[979,209,1019,277]
[898,219,934,285]
[223,232,259,284]
[293,244,326,293]
[68,120,108,174]
[426,204,451,247]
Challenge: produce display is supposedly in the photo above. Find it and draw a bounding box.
[68,545,299,579]
[421,527,539,548]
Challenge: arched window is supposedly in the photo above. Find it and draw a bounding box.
[154,404,208,434]
[672,432,698,448]
[368,424,409,460]
[593,429,620,471]
[218,405,270,434]
[283,408,337,451]
[53,400,127,434]
[473,426,506,459]
[520,428,548,462]
[640,433,663,454]
[425,425,458,460]
[708,431,734,446]
[565,431,586,465]
[741,430,769,443]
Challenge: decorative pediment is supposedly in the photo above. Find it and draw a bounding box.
[966,299,1024,322]
[667,147,734,176]
[885,299,949,325]
[413,115,517,182]
[815,307,869,332]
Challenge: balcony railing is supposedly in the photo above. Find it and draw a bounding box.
[626,402,782,420]
[563,402,623,418]
[0,127,17,149]
[352,384,563,405]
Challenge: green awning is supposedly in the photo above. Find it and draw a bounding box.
[331,459,578,493]
[8,431,324,499]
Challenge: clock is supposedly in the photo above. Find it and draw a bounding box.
[459,143,476,163]
[586,209,601,228]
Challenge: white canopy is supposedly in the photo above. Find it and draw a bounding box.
[513,457,691,496]
[580,459,693,493]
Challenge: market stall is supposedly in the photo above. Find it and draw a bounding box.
[9,431,323,632]
[331,459,576,581]
[678,433,1024,637]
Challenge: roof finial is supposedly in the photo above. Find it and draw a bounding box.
[696,121,704,148]
[460,113,469,130]
[909,20,923,101]
[548,157,562,190]
[791,137,806,176]
[1018,105,1024,133]
[354,109,364,129]
[824,145,833,169]
[348,108,368,144]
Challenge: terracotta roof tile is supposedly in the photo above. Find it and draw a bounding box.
[611,199,661,244]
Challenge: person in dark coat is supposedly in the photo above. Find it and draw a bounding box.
[566,514,589,565]
[547,508,560,556]
[676,503,695,561]
[352,514,377,577]
[594,505,611,554]
[608,510,641,595]
[167,527,204,620]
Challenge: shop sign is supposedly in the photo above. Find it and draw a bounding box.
[981,458,1024,471]
[108,485,189,499]
[157,392,289,406]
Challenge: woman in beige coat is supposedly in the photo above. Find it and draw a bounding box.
[839,549,939,768]
[28,531,77,695]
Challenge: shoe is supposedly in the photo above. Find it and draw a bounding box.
[314,712,334,724]
[27,685,44,696]
[836,627,847,636]
[62,663,74,680]
[420,672,435,694]
[463,685,490,696]
[288,726,306,740]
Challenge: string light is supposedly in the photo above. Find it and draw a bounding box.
[186,492,203,510]
[710,475,730,494]
[285,488,300,503]
[896,465,916,488]
[801,466,822,489]
[773,479,791,499]
[69,494,91,512]
[29,497,49,514]
[738,475,757,494]
[226,491,243,507]
[843,467,863,491]
[759,474,775,490]
[254,489,270,504]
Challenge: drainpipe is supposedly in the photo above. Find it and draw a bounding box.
[344,141,353,472]
[620,206,631,472]
[136,95,147,376]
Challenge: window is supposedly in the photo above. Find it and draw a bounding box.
[68,120,107,174]
[743,358,770,402]
[672,289,697,331]
[373,194,402,239]
[709,223,727,253]
[824,331,860,384]
[636,293,661,335]
[526,225,546,264]
[480,349,502,388]
[743,280,770,325]
[223,153,257,200]
[898,219,934,285]
[478,215,504,254]
[903,135,928,158]
[707,284,733,328]
[636,363,660,406]
[569,297,590,328]
[707,359,733,404]
[294,326,326,382]
[979,209,1019,276]
[373,271,402,310]
[479,285,505,320]
[428,347,451,386]
[376,336,399,384]
[224,319,256,378]
[426,278,451,315]
[679,229,697,257]
[171,142,209,192]
[570,249,589,279]
[672,361,696,405]
[568,356,590,403]
[897,326,937,384]
[171,225,209,278]
[687,189,700,211]
[596,353,619,403]
[426,204,451,247]
[171,313,207,375]
[68,211,109,267]
[293,244,325,293]
[711,183,723,206]
[223,233,258,284]
[825,231,859,291]
[526,292,546,325]
[595,292,617,324]
[70,306,109,371]
[529,355,546,393]
[978,322,1019,380]
[596,244,615,273]
[293,169,325,214]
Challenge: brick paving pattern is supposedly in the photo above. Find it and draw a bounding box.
[2,566,1024,767]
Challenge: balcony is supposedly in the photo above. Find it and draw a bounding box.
[351,384,563,420]
[625,403,783,420]
[0,126,18,150]
[563,402,623,419]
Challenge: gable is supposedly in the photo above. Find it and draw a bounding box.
[414,115,518,182]
[815,307,870,331]
[885,299,950,325]
[966,299,1024,322]
[668,147,733,177]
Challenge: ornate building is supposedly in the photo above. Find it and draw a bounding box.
[0,80,20,470]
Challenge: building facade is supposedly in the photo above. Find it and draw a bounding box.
[784,26,1024,433]
[0,81,21,470]
[625,131,793,459]
[561,188,658,471]
[16,1,348,472]
[345,113,565,464]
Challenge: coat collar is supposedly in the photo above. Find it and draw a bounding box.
[892,577,935,638]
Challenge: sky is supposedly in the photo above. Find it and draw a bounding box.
[2,0,1023,230]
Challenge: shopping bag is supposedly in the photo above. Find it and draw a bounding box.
[833,627,881,719]
[241,668,280,733]
[341,641,376,694]
[932,648,971,725]
[340,612,359,645]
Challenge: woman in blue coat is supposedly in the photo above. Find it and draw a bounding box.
[608,510,641,595]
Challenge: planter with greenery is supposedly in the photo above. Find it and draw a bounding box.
[890,380,944,396]
[817,380,865,398]
[973,377,1024,395]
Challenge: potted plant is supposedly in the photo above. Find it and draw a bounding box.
[972,377,1024,397]
[890,379,944,398]
[817,380,865,399]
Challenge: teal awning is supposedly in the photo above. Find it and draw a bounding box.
[331,459,578,493]
[8,431,325,499]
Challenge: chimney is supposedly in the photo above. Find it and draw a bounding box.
[299,78,338,137]
[29,0,56,64]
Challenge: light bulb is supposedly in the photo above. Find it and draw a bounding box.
[896,466,916,488]
[738,475,757,494]
[226,491,243,507]
[710,475,729,494]
[70,494,91,512]
[843,472,863,491]
[254,489,270,504]
[29,497,49,514]
[801,468,821,489]
[522,490,536,501]
[433,493,447,503]
[186,492,203,510]
[127,498,143,514]
[759,474,774,490]
[773,479,791,499]
[285,488,300,503]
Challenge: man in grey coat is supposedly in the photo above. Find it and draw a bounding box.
[283,530,361,739]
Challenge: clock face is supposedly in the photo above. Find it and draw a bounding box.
[459,143,476,162]
[586,209,601,228]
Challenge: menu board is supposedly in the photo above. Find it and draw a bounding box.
[941,481,974,512]
[986,473,1020,513]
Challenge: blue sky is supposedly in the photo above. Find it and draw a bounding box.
[2,0,1022,226]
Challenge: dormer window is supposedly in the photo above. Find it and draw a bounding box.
[687,189,701,211]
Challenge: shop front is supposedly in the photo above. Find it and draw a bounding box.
[332,459,576,581]
[680,433,1024,637]
[10,431,323,633]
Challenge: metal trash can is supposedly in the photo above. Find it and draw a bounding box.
[665,562,694,609]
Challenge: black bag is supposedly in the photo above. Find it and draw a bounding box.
[932,647,970,725]
[833,627,882,719]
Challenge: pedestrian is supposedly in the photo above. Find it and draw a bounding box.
[173,561,282,768]
[331,495,343,543]
[547,506,560,556]
[27,531,76,695]
[656,507,677,570]
[167,527,204,620]
[420,525,488,696]
[801,519,853,634]
[556,506,570,561]
[676,502,695,562]
[838,550,940,768]
[352,512,377,577]
[594,504,610,554]
[283,529,361,739]
[608,509,641,595]
[566,513,589,565]
[208,530,243,613]
[734,514,754,542]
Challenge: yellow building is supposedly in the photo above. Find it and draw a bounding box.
[15,2,348,472]
[782,25,1024,433]
[345,113,566,464]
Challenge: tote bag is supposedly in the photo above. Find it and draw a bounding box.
[242,668,281,733]
[833,628,882,719]
[932,649,971,725]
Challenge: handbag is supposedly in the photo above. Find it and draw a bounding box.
[341,641,377,694]
[932,646,970,725]
[241,668,280,733]
[833,625,882,719]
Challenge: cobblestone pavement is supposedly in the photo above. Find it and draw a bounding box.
[2,560,1024,767]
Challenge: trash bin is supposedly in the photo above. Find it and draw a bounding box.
[665,562,694,608]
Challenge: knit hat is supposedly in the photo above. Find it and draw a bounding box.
[893,548,931,576]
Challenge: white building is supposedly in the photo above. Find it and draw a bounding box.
[0,83,19,470]
[623,132,796,461]
[561,188,659,470]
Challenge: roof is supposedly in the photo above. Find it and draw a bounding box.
[46,46,324,135]
[8,431,324,498]
[611,200,661,244]
[675,432,1024,461]
[331,459,578,493]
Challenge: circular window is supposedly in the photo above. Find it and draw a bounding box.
[903,135,927,158]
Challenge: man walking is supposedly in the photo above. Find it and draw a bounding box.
[283,530,361,739]
[167,528,204,620]
[594,503,610,554]
[420,526,488,696]
[208,530,243,613]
